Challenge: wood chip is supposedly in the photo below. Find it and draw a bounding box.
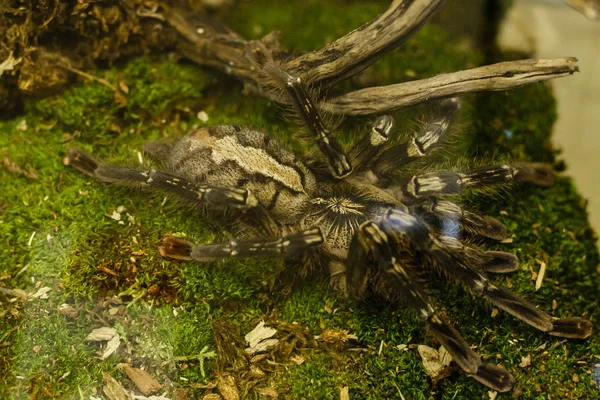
[519,354,531,368]
[217,374,239,400]
[488,390,498,400]
[340,386,349,400]
[202,394,222,400]
[290,355,305,365]
[101,333,121,360]
[245,321,277,349]
[1,156,38,180]
[256,387,278,398]
[103,372,130,400]
[31,286,51,299]
[124,365,162,396]
[85,327,117,341]
[535,261,546,290]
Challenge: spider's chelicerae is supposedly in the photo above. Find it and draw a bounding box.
[64,48,592,392]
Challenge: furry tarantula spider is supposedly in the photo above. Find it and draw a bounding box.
[63,21,593,393]
[64,55,592,392]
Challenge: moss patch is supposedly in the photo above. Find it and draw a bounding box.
[1,1,598,399]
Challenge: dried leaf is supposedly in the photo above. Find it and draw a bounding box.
[217,374,239,400]
[103,372,130,400]
[101,333,121,359]
[519,354,531,368]
[124,365,162,396]
[31,286,51,299]
[417,345,453,379]
[256,387,278,398]
[340,386,349,400]
[245,321,278,355]
[290,355,305,365]
[0,52,21,78]
[245,321,277,348]
[85,327,117,341]
[133,395,170,400]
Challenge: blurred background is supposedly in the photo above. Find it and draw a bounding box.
[499,0,600,234]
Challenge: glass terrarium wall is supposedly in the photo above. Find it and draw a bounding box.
[499,0,600,234]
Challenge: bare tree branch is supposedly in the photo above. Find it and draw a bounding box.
[283,0,446,88]
[320,58,579,115]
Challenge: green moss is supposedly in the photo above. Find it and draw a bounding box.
[1,1,599,399]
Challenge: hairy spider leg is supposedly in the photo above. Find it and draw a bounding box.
[384,208,593,339]
[159,228,324,261]
[374,98,459,175]
[347,114,395,172]
[346,220,516,392]
[414,198,507,241]
[282,72,353,179]
[65,148,257,209]
[400,163,555,199]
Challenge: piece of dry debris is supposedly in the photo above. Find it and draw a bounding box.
[85,327,117,341]
[84,326,121,359]
[417,345,453,379]
[217,373,240,400]
[519,354,532,368]
[244,320,278,355]
[124,365,162,396]
[103,372,130,400]
[340,386,349,400]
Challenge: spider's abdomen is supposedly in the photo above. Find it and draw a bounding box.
[166,125,317,222]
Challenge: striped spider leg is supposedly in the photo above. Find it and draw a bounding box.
[159,228,324,262]
[346,212,515,392]
[347,207,592,391]
[64,148,257,210]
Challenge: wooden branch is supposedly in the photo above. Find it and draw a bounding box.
[159,0,446,98]
[320,58,579,115]
[283,0,446,88]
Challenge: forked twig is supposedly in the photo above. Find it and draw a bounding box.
[283,0,446,87]
[319,58,579,115]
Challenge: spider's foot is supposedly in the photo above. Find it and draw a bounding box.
[63,148,100,177]
[477,216,507,241]
[470,363,515,393]
[159,236,193,260]
[549,317,593,339]
[482,251,519,273]
[515,163,555,186]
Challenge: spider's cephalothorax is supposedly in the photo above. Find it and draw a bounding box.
[65,59,592,393]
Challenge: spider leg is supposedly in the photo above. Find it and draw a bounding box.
[65,148,257,209]
[398,163,555,199]
[159,228,324,261]
[374,98,459,175]
[281,71,353,179]
[415,198,507,241]
[383,208,593,339]
[347,114,395,173]
[347,221,515,392]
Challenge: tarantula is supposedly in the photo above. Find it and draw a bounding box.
[64,48,593,392]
